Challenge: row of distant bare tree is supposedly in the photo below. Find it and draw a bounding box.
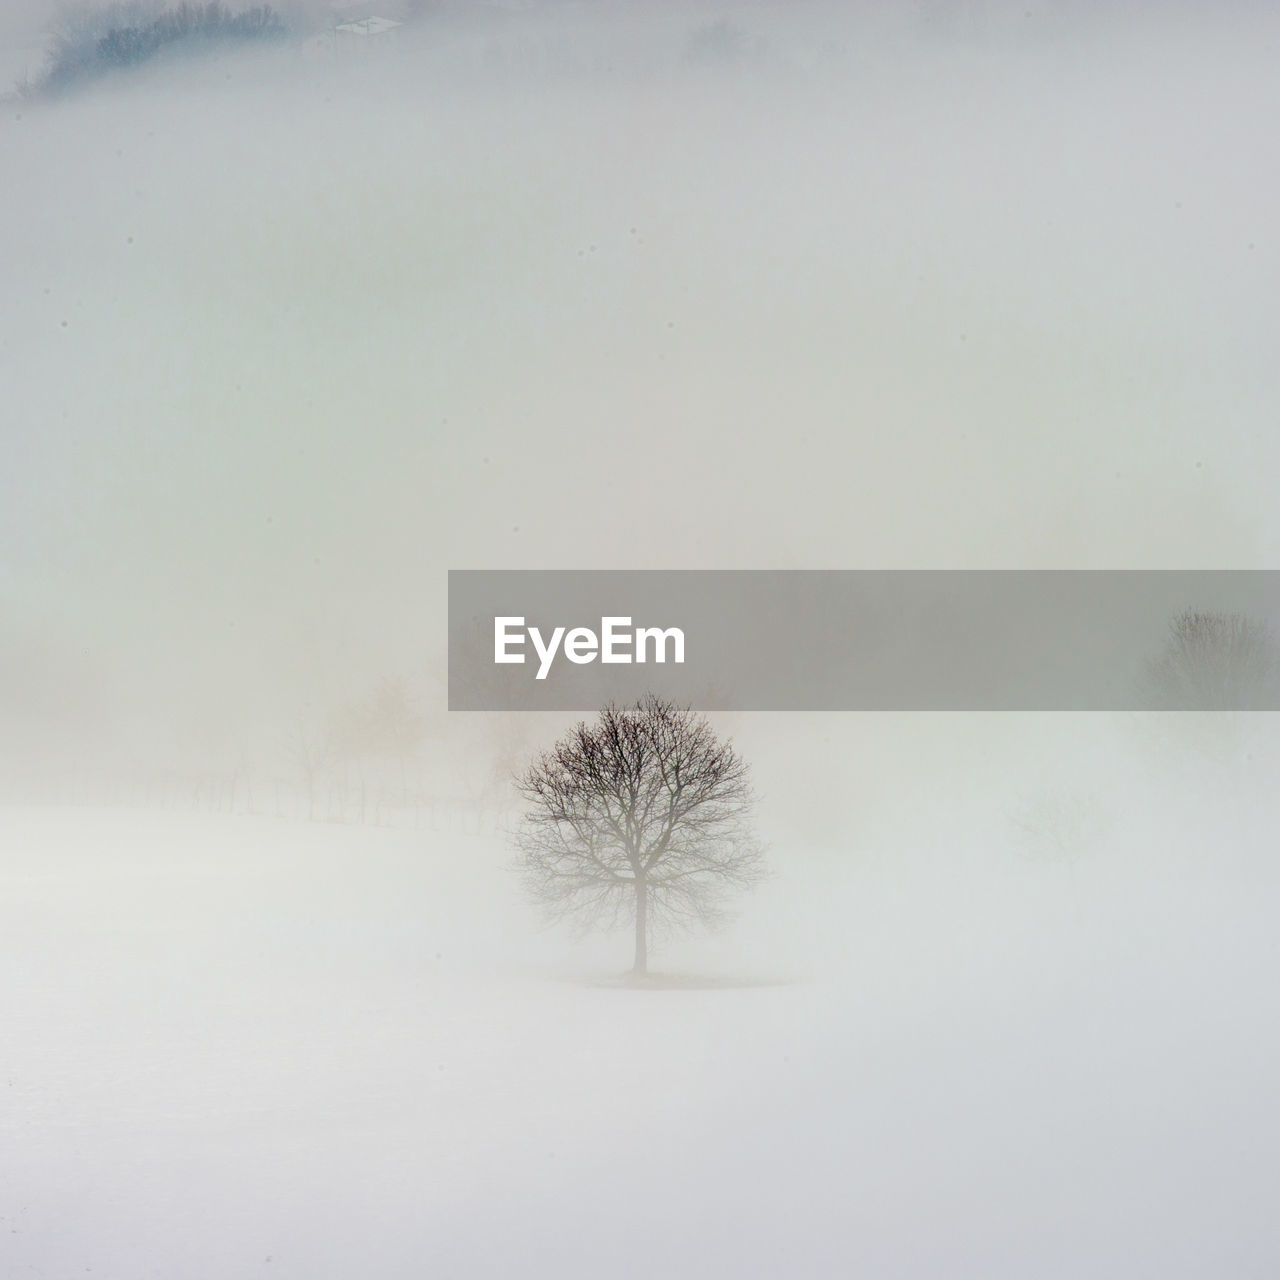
[283,676,429,822]
[270,606,1276,824]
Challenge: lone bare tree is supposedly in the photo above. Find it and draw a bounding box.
[514,695,767,975]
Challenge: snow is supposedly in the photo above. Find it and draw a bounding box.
[3,795,1278,1277]
[3,1,1280,1272]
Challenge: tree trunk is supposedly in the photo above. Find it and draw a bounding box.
[633,875,648,975]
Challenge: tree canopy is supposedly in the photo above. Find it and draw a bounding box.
[514,694,766,974]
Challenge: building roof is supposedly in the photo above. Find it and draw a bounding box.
[334,16,402,35]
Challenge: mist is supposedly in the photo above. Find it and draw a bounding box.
[3,2,1279,1275]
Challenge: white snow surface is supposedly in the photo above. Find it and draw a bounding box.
[3,798,1278,1278]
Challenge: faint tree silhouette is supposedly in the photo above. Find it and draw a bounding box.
[283,705,339,821]
[1140,609,1280,711]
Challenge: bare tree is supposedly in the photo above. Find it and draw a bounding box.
[361,676,428,803]
[1141,609,1280,710]
[514,695,767,976]
[1007,788,1109,866]
[283,705,339,821]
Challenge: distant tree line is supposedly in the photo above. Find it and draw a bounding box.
[285,676,431,822]
[34,1,286,93]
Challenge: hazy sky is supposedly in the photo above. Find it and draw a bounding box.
[3,0,1279,766]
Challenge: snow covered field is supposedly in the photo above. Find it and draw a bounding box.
[4,1,1280,1274]
[4,776,1278,1277]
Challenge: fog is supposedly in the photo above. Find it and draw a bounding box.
[3,2,1279,1275]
